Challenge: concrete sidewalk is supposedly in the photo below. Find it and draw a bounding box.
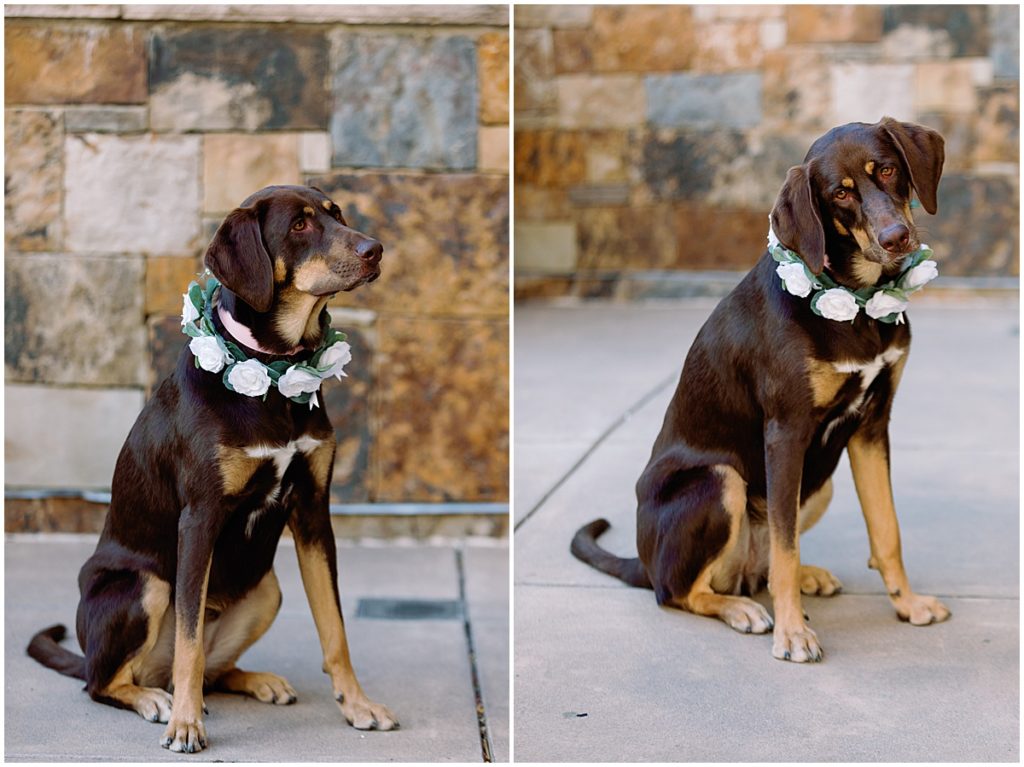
[5,536,508,762]
[514,296,1019,762]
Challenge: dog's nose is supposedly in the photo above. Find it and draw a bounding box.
[356,238,383,265]
[879,224,910,253]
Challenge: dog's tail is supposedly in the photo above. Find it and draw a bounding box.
[27,624,86,680]
[570,518,652,589]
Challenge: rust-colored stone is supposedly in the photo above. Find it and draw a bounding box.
[5,496,108,533]
[575,205,677,271]
[552,28,593,74]
[786,6,883,44]
[373,317,508,503]
[674,204,771,271]
[5,21,147,104]
[478,32,509,125]
[589,6,695,72]
[514,130,587,187]
[146,256,203,317]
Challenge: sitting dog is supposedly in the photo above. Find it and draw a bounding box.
[28,185,396,751]
[572,118,951,663]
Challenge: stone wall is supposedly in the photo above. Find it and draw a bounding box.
[514,5,1019,298]
[5,5,510,512]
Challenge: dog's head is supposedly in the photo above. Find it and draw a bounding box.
[204,185,382,350]
[770,118,944,287]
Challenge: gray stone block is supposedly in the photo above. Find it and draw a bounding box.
[646,72,762,129]
[990,5,1020,80]
[64,106,147,133]
[5,253,146,386]
[330,33,478,170]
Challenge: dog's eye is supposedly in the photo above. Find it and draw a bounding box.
[292,219,307,232]
[879,166,895,179]
[834,188,849,201]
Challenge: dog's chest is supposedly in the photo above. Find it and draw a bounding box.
[809,346,906,442]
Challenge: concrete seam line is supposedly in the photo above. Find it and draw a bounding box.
[513,371,678,533]
[455,548,493,762]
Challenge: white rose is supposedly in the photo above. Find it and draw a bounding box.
[181,293,200,326]
[319,341,352,380]
[903,259,938,291]
[189,336,230,373]
[277,366,323,398]
[865,291,908,320]
[227,359,271,397]
[814,288,859,322]
[775,262,813,298]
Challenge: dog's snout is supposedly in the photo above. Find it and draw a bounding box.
[356,238,383,265]
[879,224,910,253]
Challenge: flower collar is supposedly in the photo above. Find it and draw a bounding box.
[767,217,938,324]
[181,274,351,409]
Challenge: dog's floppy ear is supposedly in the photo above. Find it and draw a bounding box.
[204,206,274,313]
[880,117,945,215]
[771,164,826,275]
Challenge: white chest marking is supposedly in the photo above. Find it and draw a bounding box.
[822,347,906,444]
[243,435,322,536]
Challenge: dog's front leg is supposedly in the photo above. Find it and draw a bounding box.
[290,496,398,731]
[848,431,950,625]
[765,419,822,662]
[161,506,215,753]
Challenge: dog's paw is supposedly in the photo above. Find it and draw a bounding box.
[161,717,208,753]
[134,687,174,723]
[218,669,297,705]
[719,596,774,634]
[336,692,399,731]
[893,592,951,626]
[772,624,823,663]
[800,565,843,597]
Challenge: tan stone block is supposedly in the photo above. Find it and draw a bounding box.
[552,29,593,74]
[203,134,301,214]
[675,204,770,270]
[786,6,883,43]
[514,28,556,117]
[514,130,586,187]
[555,75,646,129]
[763,49,833,130]
[146,256,203,316]
[590,6,694,72]
[5,108,62,251]
[514,186,572,222]
[308,172,508,317]
[692,5,784,21]
[914,60,983,114]
[374,317,508,503]
[515,5,593,28]
[576,205,676,270]
[581,130,630,184]
[5,21,147,104]
[478,126,510,173]
[691,20,765,72]
[973,86,1019,166]
[479,32,509,125]
[514,223,577,273]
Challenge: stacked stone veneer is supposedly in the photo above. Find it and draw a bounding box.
[514,5,1019,298]
[5,5,509,516]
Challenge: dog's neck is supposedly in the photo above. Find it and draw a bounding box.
[216,289,309,357]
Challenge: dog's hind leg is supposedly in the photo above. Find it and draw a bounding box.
[205,570,297,705]
[82,571,175,723]
[645,464,774,634]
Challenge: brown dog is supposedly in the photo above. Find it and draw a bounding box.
[28,185,396,751]
[572,118,950,662]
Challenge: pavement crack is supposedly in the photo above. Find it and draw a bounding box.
[514,371,677,533]
[455,548,493,762]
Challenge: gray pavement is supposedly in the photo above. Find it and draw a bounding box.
[514,296,1019,762]
[5,536,508,762]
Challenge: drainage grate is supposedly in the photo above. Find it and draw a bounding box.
[355,598,462,621]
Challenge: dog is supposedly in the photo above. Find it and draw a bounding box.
[27,185,396,751]
[572,118,950,663]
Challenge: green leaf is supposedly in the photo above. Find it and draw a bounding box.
[188,283,203,311]
[182,322,203,338]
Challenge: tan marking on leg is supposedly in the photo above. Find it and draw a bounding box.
[306,439,336,491]
[864,160,875,175]
[806,358,848,408]
[204,571,282,682]
[218,446,264,496]
[798,479,833,533]
[841,177,854,188]
[294,543,398,730]
[768,539,822,662]
[162,560,212,753]
[848,433,950,625]
[98,573,174,723]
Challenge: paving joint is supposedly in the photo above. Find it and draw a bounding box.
[513,371,678,533]
[456,548,493,763]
